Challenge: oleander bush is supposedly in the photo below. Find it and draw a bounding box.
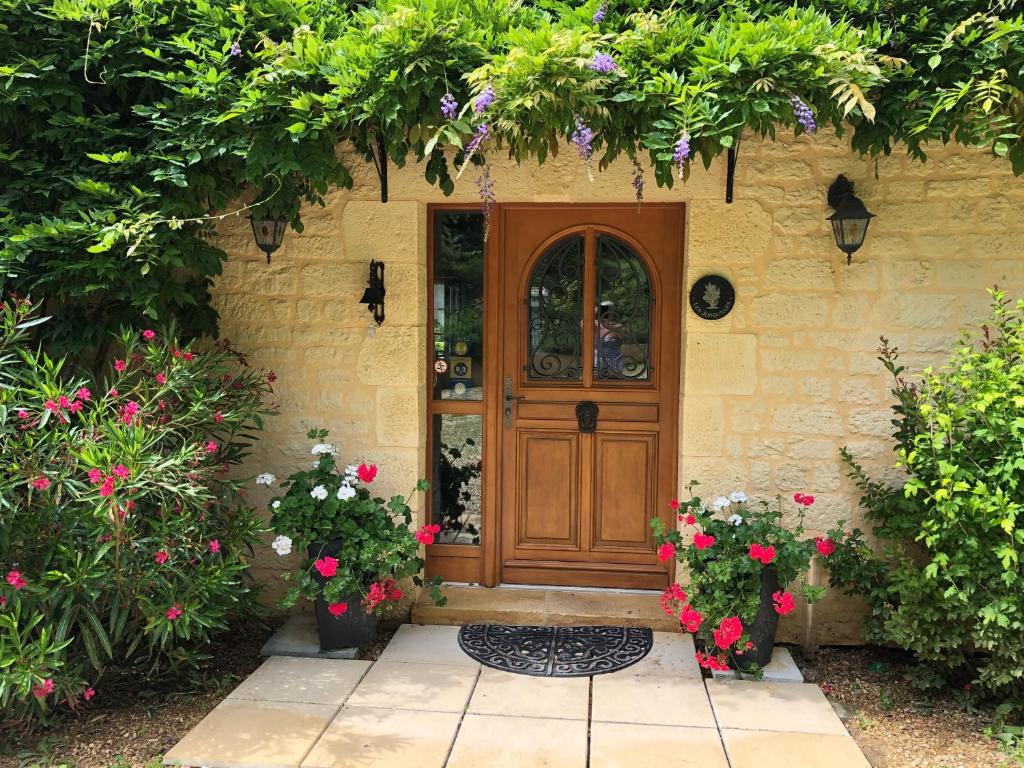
[0,299,274,724]
[827,290,1024,717]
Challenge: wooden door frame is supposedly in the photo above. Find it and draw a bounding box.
[425,203,684,589]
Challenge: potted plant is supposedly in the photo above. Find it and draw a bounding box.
[652,484,834,673]
[262,429,444,650]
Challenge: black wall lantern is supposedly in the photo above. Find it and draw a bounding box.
[827,175,875,264]
[250,217,287,264]
[359,260,386,326]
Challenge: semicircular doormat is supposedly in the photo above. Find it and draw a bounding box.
[458,624,653,677]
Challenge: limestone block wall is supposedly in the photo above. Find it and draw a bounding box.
[211,130,1024,642]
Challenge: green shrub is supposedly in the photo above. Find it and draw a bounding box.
[0,299,274,723]
[829,291,1024,715]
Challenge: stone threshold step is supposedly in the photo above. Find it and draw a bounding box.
[411,584,679,631]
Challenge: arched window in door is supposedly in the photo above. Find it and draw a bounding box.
[527,235,584,380]
[594,235,651,381]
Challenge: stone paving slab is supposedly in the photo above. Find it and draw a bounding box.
[589,722,730,768]
[591,675,716,728]
[759,647,804,683]
[467,666,589,720]
[302,707,461,768]
[445,713,588,768]
[163,698,338,768]
[260,611,359,660]
[722,729,872,768]
[346,661,479,713]
[707,679,849,735]
[605,631,702,680]
[228,656,372,706]
[376,624,480,667]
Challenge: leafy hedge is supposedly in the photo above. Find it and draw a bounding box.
[828,292,1024,716]
[1,0,1022,357]
[0,300,274,723]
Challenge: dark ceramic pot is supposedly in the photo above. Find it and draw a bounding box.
[307,541,377,651]
[729,566,780,669]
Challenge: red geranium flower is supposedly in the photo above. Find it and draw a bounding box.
[669,499,680,511]
[693,533,715,550]
[713,616,743,650]
[327,601,349,617]
[680,606,703,633]
[815,537,835,557]
[772,590,796,616]
[749,543,776,565]
[314,556,338,578]
[357,464,378,484]
[657,542,676,562]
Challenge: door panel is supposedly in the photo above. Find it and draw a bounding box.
[516,431,580,547]
[592,433,658,551]
[498,205,683,589]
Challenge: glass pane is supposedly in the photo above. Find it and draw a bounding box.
[433,212,484,400]
[527,235,584,380]
[595,235,651,381]
[430,414,483,545]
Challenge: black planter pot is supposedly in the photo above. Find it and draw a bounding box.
[307,541,378,651]
[730,566,780,669]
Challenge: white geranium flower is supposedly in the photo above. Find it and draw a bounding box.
[344,464,359,477]
[727,513,744,526]
[271,500,281,509]
[255,472,276,486]
[311,443,337,456]
[729,491,748,504]
[271,535,292,556]
[310,484,328,501]
[336,483,356,501]
[711,496,731,512]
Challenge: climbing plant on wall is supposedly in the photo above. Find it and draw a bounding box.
[1,0,1021,359]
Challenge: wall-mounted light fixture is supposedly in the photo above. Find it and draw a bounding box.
[827,175,875,265]
[359,260,386,326]
[250,217,287,264]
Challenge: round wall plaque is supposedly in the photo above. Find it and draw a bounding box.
[689,275,735,320]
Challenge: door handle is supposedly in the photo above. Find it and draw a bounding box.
[575,401,598,433]
[503,377,525,429]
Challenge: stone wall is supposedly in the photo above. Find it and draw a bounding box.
[211,130,1024,643]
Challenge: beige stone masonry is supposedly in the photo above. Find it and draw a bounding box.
[212,130,1024,642]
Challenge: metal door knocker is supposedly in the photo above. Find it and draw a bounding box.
[575,401,599,434]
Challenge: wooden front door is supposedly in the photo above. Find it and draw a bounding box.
[498,205,683,589]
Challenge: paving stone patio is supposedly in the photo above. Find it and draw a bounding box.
[164,624,870,768]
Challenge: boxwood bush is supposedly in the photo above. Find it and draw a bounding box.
[0,299,274,724]
[829,291,1024,717]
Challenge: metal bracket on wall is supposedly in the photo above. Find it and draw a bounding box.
[725,140,740,204]
[370,132,389,203]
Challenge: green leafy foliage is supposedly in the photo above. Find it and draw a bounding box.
[2,0,1022,358]
[267,429,444,614]
[828,291,1024,715]
[0,299,276,724]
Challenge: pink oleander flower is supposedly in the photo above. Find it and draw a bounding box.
[58,395,71,409]
[155,372,166,385]
[6,570,27,590]
[31,476,51,491]
[17,409,29,420]
[114,359,126,372]
[68,399,84,414]
[112,464,130,480]
[32,678,54,699]
[357,463,377,484]
[88,467,104,485]
[84,687,96,701]
[154,551,169,565]
[44,400,58,413]
[205,441,218,454]
[142,329,156,341]
[99,476,116,497]
[327,601,349,617]
[166,604,184,621]
[314,556,338,578]
[77,387,91,401]
[213,411,224,423]
[208,539,221,554]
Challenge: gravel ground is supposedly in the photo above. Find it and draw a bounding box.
[796,646,1022,768]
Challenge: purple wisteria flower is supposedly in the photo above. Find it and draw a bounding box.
[673,132,691,177]
[465,123,489,158]
[229,41,242,57]
[593,2,607,23]
[790,96,817,134]
[632,159,644,205]
[571,117,595,181]
[474,85,496,115]
[476,164,496,240]
[590,53,618,74]
[440,92,458,120]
